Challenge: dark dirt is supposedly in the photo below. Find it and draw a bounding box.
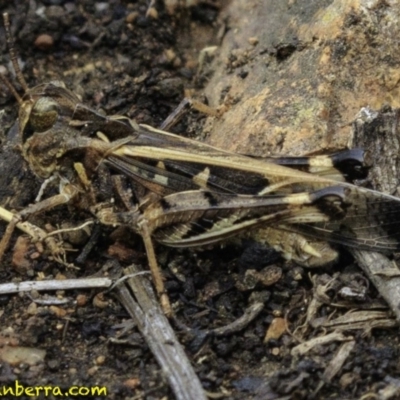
[0,1,399,400]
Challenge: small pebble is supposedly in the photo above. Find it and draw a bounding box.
[34,34,54,51]
[0,346,46,366]
[126,11,138,23]
[146,7,158,19]
[271,347,280,356]
[76,294,88,307]
[123,378,141,389]
[87,366,99,376]
[95,355,106,365]
[27,302,38,316]
[248,37,259,46]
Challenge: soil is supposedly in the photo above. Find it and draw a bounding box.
[0,1,399,399]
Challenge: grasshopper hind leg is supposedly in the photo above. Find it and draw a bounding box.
[254,227,339,268]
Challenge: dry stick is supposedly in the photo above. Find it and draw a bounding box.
[212,302,264,337]
[115,265,206,400]
[0,277,112,294]
[313,340,356,396]
[351,250,400,322]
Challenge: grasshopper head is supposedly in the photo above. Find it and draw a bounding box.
[18,81,80,140]
[18,82,83,179]
[0,13,81,179]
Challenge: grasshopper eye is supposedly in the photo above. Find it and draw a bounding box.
[20,96,59,143]
[29,96,59,132]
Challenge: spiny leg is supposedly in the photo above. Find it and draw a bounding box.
[0,185,78,264]
[137,219,172,317]
[0,211,22,263]
[0,205,64,264]
[95,205,173,316]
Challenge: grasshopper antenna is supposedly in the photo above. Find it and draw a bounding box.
[3,12,28,91]
[0,12,28,104]
[0,71,22,104]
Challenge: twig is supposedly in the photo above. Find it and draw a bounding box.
[291,331,351,357]
[115,264,206,400]
[351,250,400,322]
[313,340,356,396]
[211,302,264,337]
[0,277,112,295]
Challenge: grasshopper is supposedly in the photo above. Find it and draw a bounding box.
[1,12,400,314]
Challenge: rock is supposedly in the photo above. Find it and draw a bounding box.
[203,0,400,156]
